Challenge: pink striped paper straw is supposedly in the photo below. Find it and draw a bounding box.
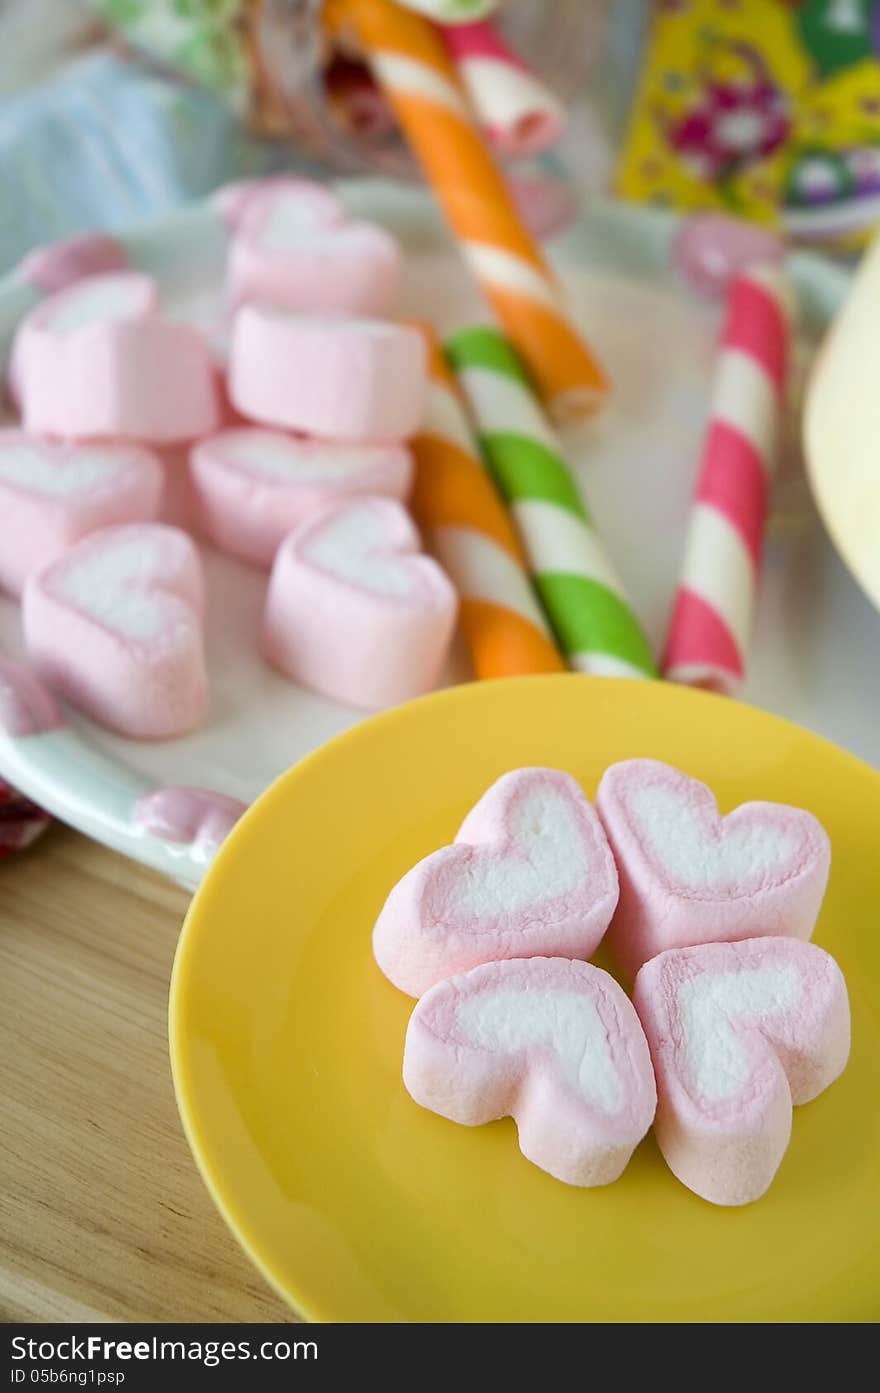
[441,20,566,158]
[663,265,794,696]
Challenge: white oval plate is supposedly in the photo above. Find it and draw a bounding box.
[0,182,874,883]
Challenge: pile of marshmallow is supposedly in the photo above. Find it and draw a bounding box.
[374,759,850,1207]
[0,180,457,739]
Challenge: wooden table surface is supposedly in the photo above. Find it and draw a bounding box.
[0,824,292,1323]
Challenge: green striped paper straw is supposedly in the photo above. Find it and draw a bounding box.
[446,325,656,679]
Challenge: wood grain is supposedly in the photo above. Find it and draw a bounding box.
[0,825,292,1323]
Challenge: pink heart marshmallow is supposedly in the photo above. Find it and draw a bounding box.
[228,212,401,317]
[190,427,413,568]
[0,431,162,596]
[596,759,831,977]
[14,272,219,442]
[373,766,619,997]
[262,495,456,709]
[633,937,850,1205]
[404,956,657,1187]
[23,523,207,739]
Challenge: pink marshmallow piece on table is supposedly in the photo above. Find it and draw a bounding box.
[404,956,657,1187]
[8,270,156,411]
[634,938,850,1206]
[0,655,63,739]
[190,427,413,568]
[373,767,619,998]
[674,214,785,297]
[15,273,219,443]
[596,759,831,979]
[229,308,427,442]
[0,431,161,596]
[262,496,456,710]
[17,233,128,294]
[133,786,247,851]
[228,211,401,316]
[214,177,345,234]
[23,523,207,740]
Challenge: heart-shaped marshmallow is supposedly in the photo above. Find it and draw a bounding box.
[14,272,219,442]
[0,655,63,739]
[0,430,162,596]
[404,956,656,1187]
[215,176,345,234]
[228,211,401,316]
[8,270,156,409]
[229,308,427,442]
[17,233,129,294]
[373,767,619,997]
[262,496,457,710]
[133,787,247,853]
[596,759,831,977]
[190,427,413,568]
[23,523,207,739]
[634,938,849,1205]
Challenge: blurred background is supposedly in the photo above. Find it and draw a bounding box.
[5,1,880,275]
[0,0,637,269]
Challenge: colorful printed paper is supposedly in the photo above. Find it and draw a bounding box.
[616,0,880,247]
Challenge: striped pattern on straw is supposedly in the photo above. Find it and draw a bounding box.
[324,0,607,422]
[663,266,794,695]
[447,326,656,680]
[410,331,564,679]
[441,19,566,158]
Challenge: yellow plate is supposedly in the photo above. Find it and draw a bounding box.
[170,676,880,1322]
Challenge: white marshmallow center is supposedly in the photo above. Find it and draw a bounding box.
[225,435,372,483]
[0,446,125,497]
[457,988,621,1113]
[630,785,795,890]
[304,504,415,597]
[260,194,334,249]
[451,785,588,917]
[60,536,168,639]
[678,965,800,1102]
[47,279,143,333]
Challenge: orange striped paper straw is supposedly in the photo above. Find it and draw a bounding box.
[324,0,608,421]
[411,328,565,678]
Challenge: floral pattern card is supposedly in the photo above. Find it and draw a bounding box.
[616,0,880,247]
